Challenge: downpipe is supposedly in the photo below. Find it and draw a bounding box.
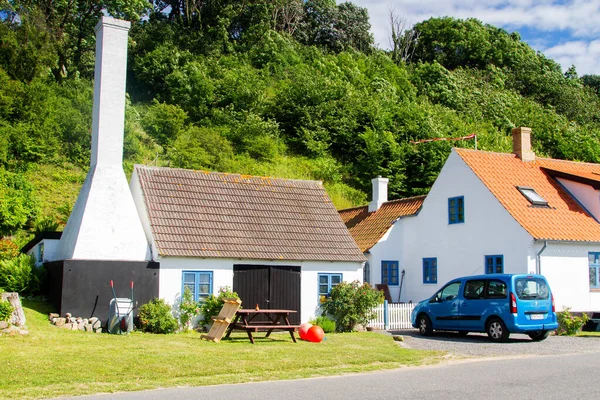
[536,241,548,275]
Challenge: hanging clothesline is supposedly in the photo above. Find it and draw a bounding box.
[410,133,477,149]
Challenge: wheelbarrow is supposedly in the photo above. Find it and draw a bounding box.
[107,280,134,334]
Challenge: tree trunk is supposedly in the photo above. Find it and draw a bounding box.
[1,292,26,327]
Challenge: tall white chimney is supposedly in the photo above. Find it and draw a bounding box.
[56,17,149,261]
[368,176,389,212]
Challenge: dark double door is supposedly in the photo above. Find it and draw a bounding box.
[233,265,301,324]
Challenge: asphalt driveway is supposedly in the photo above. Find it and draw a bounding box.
[390,329,600,358]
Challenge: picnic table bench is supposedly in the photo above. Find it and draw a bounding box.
[224,309,300,344]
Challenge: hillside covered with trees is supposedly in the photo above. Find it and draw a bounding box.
[1,0,600,247]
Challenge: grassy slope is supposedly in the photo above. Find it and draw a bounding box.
[0,300,443,399]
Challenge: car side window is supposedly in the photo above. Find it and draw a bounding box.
[464,280,485,299]
[431,281,461,302]
[486,280,507,299]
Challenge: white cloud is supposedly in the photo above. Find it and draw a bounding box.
[543,40,600,76]
[345,0,600,74]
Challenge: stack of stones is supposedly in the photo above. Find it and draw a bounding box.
[49,313,103,333]
[0,321,28,336]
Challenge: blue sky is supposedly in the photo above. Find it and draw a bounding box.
[349,0,600,76]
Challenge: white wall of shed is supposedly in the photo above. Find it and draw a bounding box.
[158,257,362,323]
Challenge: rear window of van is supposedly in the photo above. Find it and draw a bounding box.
[515,278,549,300]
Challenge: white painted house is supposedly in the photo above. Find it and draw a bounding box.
[342,127,600,314]
[24,16,365,324]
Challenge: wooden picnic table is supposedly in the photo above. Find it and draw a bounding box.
[224,309,300,344]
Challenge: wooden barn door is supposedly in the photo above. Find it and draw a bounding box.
[233,265,301,324]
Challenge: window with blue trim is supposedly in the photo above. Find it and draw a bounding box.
[182,271,213,302]
[448,196,465,224]
[318,273,342,303]
[423,258,437,284]
[485,255,503,274]
[589,253,600,289]
[381,261,399,286]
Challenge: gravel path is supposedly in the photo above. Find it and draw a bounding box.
[388,329,600,358]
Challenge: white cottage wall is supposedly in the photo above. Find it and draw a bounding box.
[367,222,410,302]
[158,257,363,324]
[398,149,533,303]
[130,169,159,260]
[532,242,600,312]
[300,261,363,323]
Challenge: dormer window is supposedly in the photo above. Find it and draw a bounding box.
[517,186,548,207]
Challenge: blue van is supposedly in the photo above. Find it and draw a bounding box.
[410,274,558,342]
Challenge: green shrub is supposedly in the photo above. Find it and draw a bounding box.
[178,288,200,330]
[321,281,384,332]
[556,307,589,335]
[138,298,178,334]
[311,315,336,333]
[0,254,42,294]
[198,286,240,330]
[0,238,19,261]
[0,298,13,322]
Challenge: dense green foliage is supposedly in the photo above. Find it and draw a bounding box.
[0,254,41,294]
[321,281,384,332]
[137,298,179,334]
[310,315,336,333]
[0,297,13,322]
[1,1,600,242]
[556,307,589,335]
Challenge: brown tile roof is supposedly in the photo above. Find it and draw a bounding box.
[135,166,366,262]
[456,148,600,242]
[339,196,425,252]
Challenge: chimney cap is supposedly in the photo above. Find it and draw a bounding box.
[95,16,131,33]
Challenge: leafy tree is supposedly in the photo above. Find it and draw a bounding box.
[170,126,234,171]
[294,0,373,54]
[141,100,188,148]
[582,74,600,96]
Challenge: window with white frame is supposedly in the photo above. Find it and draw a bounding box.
[182,271,213,302]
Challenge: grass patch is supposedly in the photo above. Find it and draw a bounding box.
[577,331,600,337]
[0,300,443,399]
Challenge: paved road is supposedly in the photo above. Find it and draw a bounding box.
[55,332,600,400]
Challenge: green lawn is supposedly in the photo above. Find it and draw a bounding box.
[0,300,443,399]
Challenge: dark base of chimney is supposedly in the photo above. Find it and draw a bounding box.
[43,260,159,324]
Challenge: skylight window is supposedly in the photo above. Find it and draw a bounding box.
[517,186,548,207]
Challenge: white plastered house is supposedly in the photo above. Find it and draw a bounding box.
[342,127,600,314]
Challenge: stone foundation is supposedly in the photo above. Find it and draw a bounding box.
[49,313,103,333]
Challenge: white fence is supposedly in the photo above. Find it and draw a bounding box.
[369,301,415,330]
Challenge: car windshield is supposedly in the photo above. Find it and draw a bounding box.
[514,278,549,300]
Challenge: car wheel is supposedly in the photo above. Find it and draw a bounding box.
[528,330,550,341]
[418,314,433,336]
[486,318,509,342]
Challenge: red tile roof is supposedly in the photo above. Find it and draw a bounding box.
[456,148,600,242]
[135,166,366,262]
[339,196,425,252]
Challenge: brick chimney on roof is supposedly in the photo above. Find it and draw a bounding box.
[512,126,535,162]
